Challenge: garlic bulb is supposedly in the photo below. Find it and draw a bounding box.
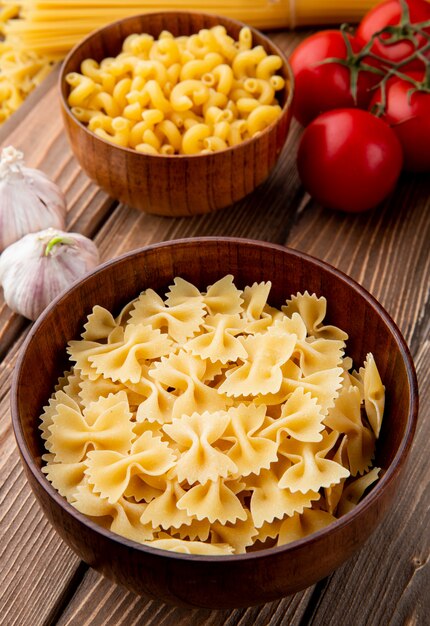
[0,146,67,252]
[0,228,99,320]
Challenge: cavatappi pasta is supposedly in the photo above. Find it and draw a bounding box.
[66,26,286,154]
[40,277,385,555]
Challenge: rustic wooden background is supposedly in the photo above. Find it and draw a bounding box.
[0,30,429,626]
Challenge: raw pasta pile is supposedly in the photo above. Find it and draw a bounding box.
[40,276,385,555]
[0,1,380,126]
[66,26,286,154]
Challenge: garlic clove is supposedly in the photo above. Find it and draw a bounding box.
[0,228,99,321]
[0,146,67,252]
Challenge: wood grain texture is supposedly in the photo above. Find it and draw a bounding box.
[60,12,293,217]
[0,25,428,626]
[287,173,430,347]
[56,568,313,626]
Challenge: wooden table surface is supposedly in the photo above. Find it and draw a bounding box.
[0,29,429,626]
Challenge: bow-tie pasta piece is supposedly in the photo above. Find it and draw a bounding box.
[67,338,117,381]
[282,292,348,341]
[85,430,176,503]
[47,391,134,463]
[245,464,320,527]
[253,361,343,414]
[240,281,273,333]
[140,480,196,530]
[283,363,343,415]
[219,331,297,397]
[185,314,247,363]
[82,305,117,341]
[324,386,375,476]
[278,431,350,493]
[163,411,236,484]
[254,519,283,545]
[42,460,87,502]
[294,336,345,376]
[73,483,155,543]
[39,389,81,445]
[277,509,337,546]
[145,536,234,555]
[54,369,74,393]
[222,403,278,476]
[78,375,125,408]
[177,477,248,524]
[202,359,227,383]
[112,298,139,326]
[165,277,204,307]
[124,472,166,503]
[150,350,206,391]
[324,435,349,515]
[359,353,385,438]
[173,518,212,542]
[340,358,365,398]
[337,466,381,516]
[203,275,244,315]
[135,379,176,425]
[61,370,84,406]
[150,351,226,418]
[82,390,130,424]
[269,313,308,341]
[259,387,325,444]
[210,511,258,554]
[252,361,303,407]
[129,288,206,343]
[87,323,173,383]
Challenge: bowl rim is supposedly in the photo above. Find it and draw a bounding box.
[58,10,295,160]
[11,236,419,563]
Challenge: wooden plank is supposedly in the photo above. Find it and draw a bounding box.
[56,568,314,626]
[287,173,430,346]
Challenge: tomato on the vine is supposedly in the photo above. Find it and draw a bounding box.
[297,109,403,213]
[290,30,378,126]
[370,72,430,171]
[356,0,430,71]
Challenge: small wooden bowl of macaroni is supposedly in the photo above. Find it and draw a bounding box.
[12,238,417,608]
[59,11,293,217]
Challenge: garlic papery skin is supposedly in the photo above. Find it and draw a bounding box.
[0,146,67,252]
[0,228,99,321]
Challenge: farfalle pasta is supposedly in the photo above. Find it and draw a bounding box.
[40,276,385,555]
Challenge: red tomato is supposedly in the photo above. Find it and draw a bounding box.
[356,0,430,71]
[297,109,403,212]
[290,30,378,126]
[370,73,430,171]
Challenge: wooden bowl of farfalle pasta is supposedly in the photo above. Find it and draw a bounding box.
[59,12,293,216]
[11,238,417,608]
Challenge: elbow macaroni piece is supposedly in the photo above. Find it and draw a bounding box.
[67,25,287,155]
